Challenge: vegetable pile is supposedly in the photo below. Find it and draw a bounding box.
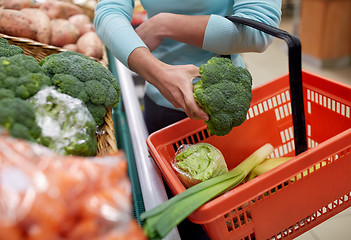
[0,37,120,156]
[194,57,253,136]
[0,0,104,59]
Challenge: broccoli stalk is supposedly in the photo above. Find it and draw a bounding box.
[193,57,253,136]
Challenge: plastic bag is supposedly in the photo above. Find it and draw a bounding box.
[172,143,228,188]
[0,131,146,240]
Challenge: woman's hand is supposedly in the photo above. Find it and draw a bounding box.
[128,47,209,121]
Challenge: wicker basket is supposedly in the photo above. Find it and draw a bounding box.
[1,33,118,155]
[0,33,108,68]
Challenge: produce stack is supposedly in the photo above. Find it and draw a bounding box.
[0,0,106,61]
[0,15,146,239]
[0,38,120,157]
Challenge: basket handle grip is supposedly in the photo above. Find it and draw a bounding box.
[225,16,307,155]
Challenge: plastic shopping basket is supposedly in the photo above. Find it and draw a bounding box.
[147,17,351,240]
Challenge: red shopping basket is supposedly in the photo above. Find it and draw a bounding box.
[147,17,351,240]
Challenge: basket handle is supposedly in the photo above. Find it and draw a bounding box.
[225,16,307,155]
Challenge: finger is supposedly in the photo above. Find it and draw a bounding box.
[182,90,208,121]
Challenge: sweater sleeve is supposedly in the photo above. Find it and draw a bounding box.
[94,0,147,67]
[202,0,282,55]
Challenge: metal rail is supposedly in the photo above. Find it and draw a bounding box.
[115,59,181,240]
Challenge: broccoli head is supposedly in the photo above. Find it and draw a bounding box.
[0,37,24,57]
[29,87,98,156]
[193,57,253,136]
[40,51,121,125]
[0,88,15,100]
[0,54,51,99]
[0,97,41,141]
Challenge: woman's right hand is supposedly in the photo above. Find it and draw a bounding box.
[128,47,209,121]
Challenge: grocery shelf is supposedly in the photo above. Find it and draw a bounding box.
[107,51,181,240]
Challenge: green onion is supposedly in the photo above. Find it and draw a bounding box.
[141,143,274,239]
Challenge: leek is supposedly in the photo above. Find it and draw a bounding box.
[141,143,274,239]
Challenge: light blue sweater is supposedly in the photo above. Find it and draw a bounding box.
[94,0,282,109]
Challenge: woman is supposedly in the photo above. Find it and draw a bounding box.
[94,0,281,134]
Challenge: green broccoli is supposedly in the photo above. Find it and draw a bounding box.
[29,87,98,156]
[0,97,41,141]
[0,37,24,57]
[0,54,51,99]
[0,88,15,100]
[40,51,121,125]
[193,57,253,136]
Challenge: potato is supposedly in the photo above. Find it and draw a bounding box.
[2,0,33,10]
[20,8,51,44]
[39,0,83,19]
[68,14,92,35]
[76,31,104,59]
[50,19,80,47]
[0,9,37,40]
[79,23,95,36]
[62,43,78,52]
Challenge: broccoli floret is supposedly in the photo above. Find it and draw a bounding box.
[29,87,98,156]
[40,51,120,125]
[0,88,15,100]
[85,101,107,126]
[193,57,253,136]
[0,97,41,141]
[0,54,51,99]
[0,37,25,57]
[52,74,89,102]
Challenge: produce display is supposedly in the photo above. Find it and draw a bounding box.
[193,57,253,136]
[0,0,104,59]
[173,143,229,188]
[0,131,147,240]
[0,38,120,156]
[141,143,274,239]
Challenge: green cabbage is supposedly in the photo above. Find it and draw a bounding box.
[173,143,228,187]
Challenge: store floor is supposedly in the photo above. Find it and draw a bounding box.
[242,14,351,240]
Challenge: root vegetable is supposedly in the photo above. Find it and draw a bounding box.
[3,0,33,10]
[62,44,78,52]
[76,31,104,59]
[50,19,80,47]
[68,14,93,35]
[20,8,51,44]
[0,9,37,40]
[39,0,83,19]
